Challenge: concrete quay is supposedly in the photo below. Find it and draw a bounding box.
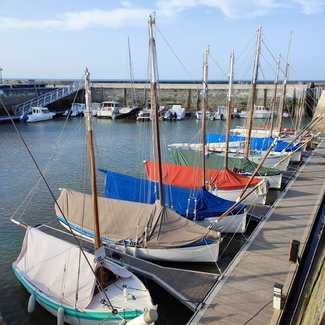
[188,136,325,325]
[0,79,322,115]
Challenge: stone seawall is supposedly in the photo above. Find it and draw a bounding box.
[0,80,323,116]
[72,81,323,117]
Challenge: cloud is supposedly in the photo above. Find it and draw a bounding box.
[155,0,324,19]
[156,0,197,16]
[294,0,325,14]
[0,0,323,33]
[0,7,152,32]
[154,0,286,19]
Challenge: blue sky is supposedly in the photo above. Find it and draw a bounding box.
[0,0,324,81]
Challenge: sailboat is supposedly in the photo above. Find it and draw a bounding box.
[57,14,221,263]
[170,27,287,188]
[167,50,271,199]
[226,27,290,171]
[230,31,307,167]
[170,146,282,189]
[99,168,248,233]
[99,48,248,233]
[229,37,314,165]
[12,69,158,325]
[119,37,140,118]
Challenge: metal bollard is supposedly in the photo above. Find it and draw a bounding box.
[273,283,283,309]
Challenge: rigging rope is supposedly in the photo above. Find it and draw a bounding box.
[2,100,116,312]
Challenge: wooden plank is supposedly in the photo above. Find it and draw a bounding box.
[190,138,325,324]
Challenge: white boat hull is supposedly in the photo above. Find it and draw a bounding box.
[195,211,247,233]
[97,110,121,119]
[231,127,276,137]
[212,187,266,205]
[241,172,282,189]
[238,106,274,119]
[97,101,123,119]
[195,111,211,119]
[21,107,56,122]
[107,240,220,263]
[25,114,55,122]
[163,105,186,120]
[60,222,219,263]
[13,264,155,325]
[226,151,289,171]
[289,150,302,163]
[248,151,290,171]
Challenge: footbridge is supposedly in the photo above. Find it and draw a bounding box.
[11,81,84,116]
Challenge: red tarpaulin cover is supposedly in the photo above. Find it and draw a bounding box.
[145,162,263,190]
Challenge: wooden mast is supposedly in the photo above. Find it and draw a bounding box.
[201,47,209,189]
[278,32,292,132]
[269,54,281,137]
[148,13,164,205]
[224,50,234,170]
[245,26,262,157]
[84,68,104,284]
[295,90,303,132]
[297,89,305,132]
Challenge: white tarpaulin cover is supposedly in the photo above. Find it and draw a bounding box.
[13,227,131,310]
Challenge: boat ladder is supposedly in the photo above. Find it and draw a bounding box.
[12,81,84,116]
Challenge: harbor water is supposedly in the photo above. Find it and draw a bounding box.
[0,114,305,324]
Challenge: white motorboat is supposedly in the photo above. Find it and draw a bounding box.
[195,110,211,120]
[137,105,166,121]
[212,106,227,120]
[163,104,186,120]
[97,101,122,119]
[63,103,86,117]
[119,105,140,118]
[239,105,275,119]
[20,106,56,122]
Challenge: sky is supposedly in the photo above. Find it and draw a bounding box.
[0,0,324,82]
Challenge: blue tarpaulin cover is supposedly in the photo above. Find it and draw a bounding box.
[99,169,246,221]
[206,133,300,152]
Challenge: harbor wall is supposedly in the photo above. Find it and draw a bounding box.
[89,81,322,117]
[0,80,323,116]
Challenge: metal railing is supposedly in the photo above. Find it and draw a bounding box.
[12,81,84,115]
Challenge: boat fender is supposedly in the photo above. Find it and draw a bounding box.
[123,287,128,301]
[288,239,300,263]
[143,307,158,324]
[27,294,36,313]
[57,307,64,325]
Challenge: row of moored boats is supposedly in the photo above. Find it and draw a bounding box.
[20,101,281,123]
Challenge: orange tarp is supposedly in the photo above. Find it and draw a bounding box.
[145,162,263,190]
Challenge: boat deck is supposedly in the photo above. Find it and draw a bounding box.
[38,224,219,312]
[189,136,325,324]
